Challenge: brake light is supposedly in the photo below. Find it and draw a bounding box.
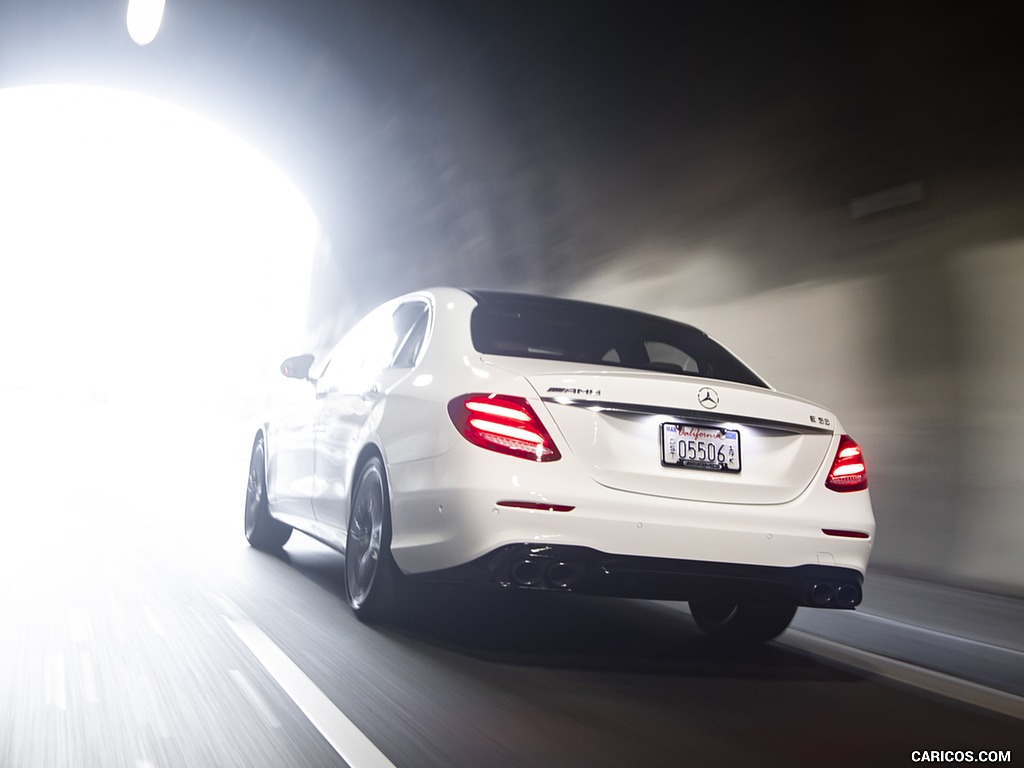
[448,394,561,462]
[825,434,868,492]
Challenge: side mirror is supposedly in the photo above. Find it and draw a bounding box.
[280,353,315,380]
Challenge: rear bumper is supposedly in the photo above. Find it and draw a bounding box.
[417,544,865,609]
[387,435,874,589]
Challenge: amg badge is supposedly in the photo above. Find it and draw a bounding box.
[546,386,602,397]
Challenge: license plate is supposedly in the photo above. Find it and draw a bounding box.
[661,423,741,473]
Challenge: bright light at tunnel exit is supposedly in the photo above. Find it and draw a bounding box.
[0,84,321,421]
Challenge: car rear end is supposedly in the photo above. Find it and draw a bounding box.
[386,289,874,613]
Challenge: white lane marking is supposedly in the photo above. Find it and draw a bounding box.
[782,629,1024,721]
[69,608,87,646]
[211,591,245,621]
[230,669,282,729]
[225,617,397,768]
[142,605,166,637]
[79,650,99,704]
[50,653,67,711]
[850,609,1022,654]
[141,672,171,739]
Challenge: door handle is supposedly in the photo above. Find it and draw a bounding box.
[362,385,380,400]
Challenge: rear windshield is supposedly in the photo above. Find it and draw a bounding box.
[470,293,768,388]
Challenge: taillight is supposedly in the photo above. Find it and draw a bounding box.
[825,434,868,492]
[448,394,561,462]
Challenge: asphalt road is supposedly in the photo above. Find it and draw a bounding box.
[1,416,1021,767]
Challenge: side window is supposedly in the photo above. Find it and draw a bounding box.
[318,300,430,390]
[318,303,397,391]
[392,302,430,369]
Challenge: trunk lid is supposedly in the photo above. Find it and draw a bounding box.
[485,356,836,505]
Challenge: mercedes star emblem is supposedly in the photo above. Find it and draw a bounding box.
[697,386,719,409]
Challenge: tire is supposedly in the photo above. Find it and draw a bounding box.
[345,456,404,622]
[688,600,797,643]
[244,436,292,551]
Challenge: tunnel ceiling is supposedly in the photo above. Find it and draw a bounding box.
[3,0,1023,329]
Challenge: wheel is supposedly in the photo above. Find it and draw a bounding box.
[345,456,404,622]
[688,600,797,643]
[244,436,292,551]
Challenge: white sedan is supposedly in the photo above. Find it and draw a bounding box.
[244,288,874,641]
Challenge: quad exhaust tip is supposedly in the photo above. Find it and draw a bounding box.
[809,582,861,608]
[510,559,544,587]
[510,559,580,589]
[546,561,579,588]
[835,584,859,608]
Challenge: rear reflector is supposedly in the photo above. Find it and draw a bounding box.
[825,434,868,492]
[822,529,870,539]
[448,394,561,462]
[497,500,575,512]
